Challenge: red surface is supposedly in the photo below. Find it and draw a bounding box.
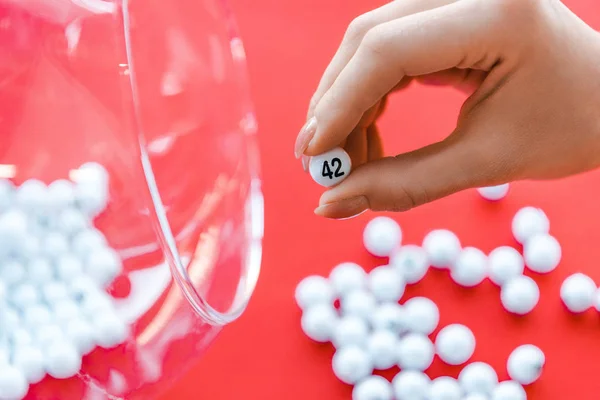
[163,1,600,399]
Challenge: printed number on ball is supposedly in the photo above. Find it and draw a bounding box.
[309,148,352,187]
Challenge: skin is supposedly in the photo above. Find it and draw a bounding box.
[294,0,600,219]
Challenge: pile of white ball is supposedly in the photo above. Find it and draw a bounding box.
[0,163,129,400]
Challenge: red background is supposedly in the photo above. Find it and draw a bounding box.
[163,1,600,399]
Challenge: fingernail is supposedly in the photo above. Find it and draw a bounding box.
[301,155,310,172]
[314,196,369,219]
[294,117,317,159]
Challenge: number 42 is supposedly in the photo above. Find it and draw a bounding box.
[321,158,345,179]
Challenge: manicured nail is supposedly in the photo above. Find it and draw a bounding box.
[301,155,310,172]
[314,196,369,219]
[294,117,317,159]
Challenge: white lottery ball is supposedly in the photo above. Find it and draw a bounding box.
[362,217,402,257]
[72,228,108,259]
[370,303,408,335]
[23,304,53,327]
[295,276,334,310]
[93,311,129,349]
[0,209,28,243]
[368,265,405,303]
[52,299,81,323]
[15,179,47,213]
[332,346,373,385]
[341,289,376,320]
[366,330,399,370]
[56,208,88,237]
[435,324,476,366]
[488,247,524,287]
[56,254,84,282]
[507,344,545,385]
[26,257,55,286]
[459,362,499,395]
[560,273,596,313]
[45,340,82,379]
[523,234,561,274]
[41,231,70,260]
[332,315,369,349]
[464,395,488,400]
[0,365,29,399]
[500,276,540,315]
[403,297,439,335]
[13,345,46,384]
[492,381,527,400]
[0,259,26,286]
[392,371,430,400]
[512,207,550,245]
[86,247,123,288]
[595,289,600,312]
[2,307,21,331]
[477,184,509,201]
[396,333,435,371]
[75,162,110,187]
[300,304,338,343]
[10,328,33,347]
[309,147,352,188]
[422,230,461,269]
[352,375,393,400]
[35,324,65,348]
[451,247,488,287]
[42,281,69,304]
[328,262,366,297]
[47,179,76,211]
[65,318,96,355]
[0,179,15,211]
[10,283,40,309]
[75,182,109,218]
[390,245,429,284]
[429,376,462,400]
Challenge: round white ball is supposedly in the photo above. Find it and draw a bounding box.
[500,276,540,315]
[464,395,488,400]
[0,179,15,211]
[65,318,97,355]
[332,346,373,385]
[366,330,399,370]
[435,324,476,366]
[429,376,462,400]
[47,179,76,211]
[71,228,107,259]
[352,375,393,400]
[15,179,48,213]
[42,281,70,304]
[396,333,435,371]
[523,234,561,274]
[26,257,55,286]
[93,311,129,349]
[451,247,488,287]
[332,315,369,349]
[56,254,84,282]
[86,247,123,287]
[309,147,352,188]
[477,184,509,201]
[341,289,377,320]
[422,230,461,269]
[56,208,88,237]
[363,216,402,257]
[23,304,53,328]
[300,304,338,343]
[403,297,439,335]
[370,303,408,335]
[507,344,545,385]
[10,283,40,309]
[35,324,64,348]
[41,231,70,260]
[328,262,366,297]
[512,207,550,244]
[13,345,46,384]
[459,362,499,396]
[44,340,82,379]
[560,273,596,313]
[0,259,26,286]
[488,247,524,286]
[390,245,429,284]
[368,265,405,303]
[594,289,600,312]
[392,371,430,400]
[52,299,81,323]
[0,365,29,399]
[295,276,334,310]
[492,381,527,400]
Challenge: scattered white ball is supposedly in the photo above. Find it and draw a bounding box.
[332,346,373,385]
[435,324,476,366]
[10,283,40,309]
[560,273,596,313]
[396,333,435,371]
[352,375,393,400]
[488,247,524,286]
[341,289,377,320]
[10,327,34,347]
[75,162,110,188]
[451,247,488,287]
[492,381,527,400]
[46,179,76,211]
[367,266,405,303]
[595,289,600,312]
[0,209,28,243]
[23,304,53,327]
[35,324,64,348]
[477,184,509,201]
[507,344,545,385]
[429,376,462,400]
[370,303,407,335]
[56,254,84,282]
[40,231,70,260]
[42,281,69,304]
[328,262,366,297]
[0,259,26,286]
[44,340,82,379]
[13,345,46,384]
[362,216,402,257]
[403,297,439,335]
[15,179,47,213]
[80,290,115,317]
[459,362,499,396]
[523,234,561,274]
[71,228,107,259]
[301,304,338,343]
[92,311,129,349]
[392,371,430,400]
[26,257,55,285]
[56,208,88,237]
[512,207,550,245]
[422,229,461,269]
[0,365,29,400]
[65,319,96,355]
[500,276,540,315]
[75,182,109,218]
[464,395,488,400]
[86,247,123,288]
[332,316,369,349]
[295,276,334,310]
[390,245,429,284]
[0,180,15,211]
[52,299,82,323]
[366,330,398,370]
[309,147,352,188]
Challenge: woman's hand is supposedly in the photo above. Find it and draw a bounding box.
[294,0,600,219]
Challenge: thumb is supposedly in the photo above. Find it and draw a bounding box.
[314,134,492,219]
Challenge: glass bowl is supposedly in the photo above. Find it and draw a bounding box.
[0,0,263,398]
